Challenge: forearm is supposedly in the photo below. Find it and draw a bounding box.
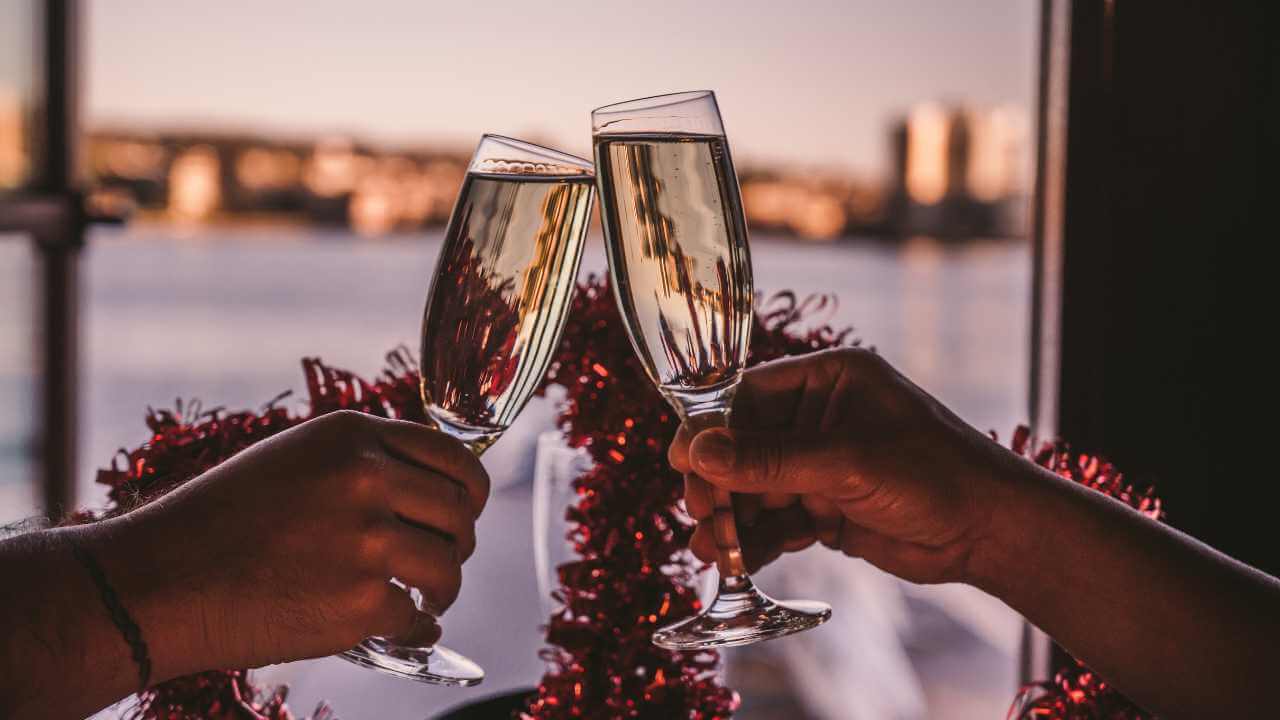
[0,520,200,718]
[972,460,1280,719]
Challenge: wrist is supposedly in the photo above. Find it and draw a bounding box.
[74,511,208,684]
[0,523,161,717]
[962,446,1056,602]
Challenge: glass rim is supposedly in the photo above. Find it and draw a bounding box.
[590,90,724,136]
[591,90,716,117]
[469,133,594,177]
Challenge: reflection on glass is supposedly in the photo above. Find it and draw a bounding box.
[595,134,753,394]
[421,170,594,451]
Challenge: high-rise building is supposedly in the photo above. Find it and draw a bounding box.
[0,88,27,188]
[889,103,1028,238]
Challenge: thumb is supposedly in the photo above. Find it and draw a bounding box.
[689,427,846,494]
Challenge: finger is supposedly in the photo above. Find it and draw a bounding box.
[735,491,764,527]
[835,522,966,585]
[689,506,815,573]
[741,504,817,573]
[373,418,491,515]
[384,459,478,560]
[683,474,714,521]
[802,494,844,547]
[391,612,443,648]
[735,348,881,430]
[372,582,420,639]
[689,427,854,495]
[689,524,718,565]
[386,524,464,614]
[733,349,848,427]
[732,355,815,429]
[669,424,695,474]
[781,528,819,554]
[760,492,795,510]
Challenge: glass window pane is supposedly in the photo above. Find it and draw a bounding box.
[84,1,1037,715]
[0,236,37,525]
[0,0,42,191]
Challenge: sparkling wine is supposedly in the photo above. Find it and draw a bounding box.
[592,92,829,652]
[594,133,754,402]
[420,171,593,450]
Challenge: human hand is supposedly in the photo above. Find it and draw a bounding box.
[87,409,489,677]
[670,348,1016,585]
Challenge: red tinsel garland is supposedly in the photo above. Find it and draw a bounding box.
[76,274,1160,719]
[519,282,856,720]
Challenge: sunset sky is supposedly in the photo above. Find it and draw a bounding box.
[85,0,1036,178]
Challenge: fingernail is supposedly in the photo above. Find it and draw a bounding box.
[694,432,736,474]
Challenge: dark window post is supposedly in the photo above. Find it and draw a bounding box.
[0,0,83,517]
[1024,0,1265,684]
[36,0,82,518]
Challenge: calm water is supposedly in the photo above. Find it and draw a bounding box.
[1,237,37,523]
[68,227,1028,502]
[2,227,1030,718]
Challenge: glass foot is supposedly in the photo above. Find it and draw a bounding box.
[652,576,831,650]
[340,637,485,686]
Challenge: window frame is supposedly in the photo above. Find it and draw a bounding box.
[0,0,83,518]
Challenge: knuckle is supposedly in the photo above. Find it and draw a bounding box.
[754,442,785,488]
[351,577,388,614]
[845,346,887,375]
[336,442,387,481]
[337,410,382,450]
[347,465,384,503]
[833,346,873,369]
[356,520,394,567]
[327,408,368,434]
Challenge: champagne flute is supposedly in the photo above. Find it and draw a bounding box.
[341,134,595,684]
[592,91,831,649]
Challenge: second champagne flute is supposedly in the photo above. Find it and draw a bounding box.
[341,134,595,684]
[592,91,831,650]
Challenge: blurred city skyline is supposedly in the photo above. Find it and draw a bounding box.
[85,0,1036,178]
[83,98,1029,241]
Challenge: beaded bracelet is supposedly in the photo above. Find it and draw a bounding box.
[68,538,152,691]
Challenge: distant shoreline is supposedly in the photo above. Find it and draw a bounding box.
[101,217,1025,248]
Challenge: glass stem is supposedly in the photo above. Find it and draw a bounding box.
[683,408,749,580]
